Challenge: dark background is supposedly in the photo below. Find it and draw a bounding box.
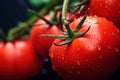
[0,0,27,33]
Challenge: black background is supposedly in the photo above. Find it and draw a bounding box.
[0,0,27,33]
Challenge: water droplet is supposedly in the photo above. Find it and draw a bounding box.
[117,29,119,33]
[115,48,119,53]
[87,64,90,67]
[71,50,74,54]
[62,56,64,60]
[50,53,54,58]
[76,70,80,75]
[105,1,107,4]
[97,0,100,2]
[77,60,81,66]
[92,68,95,71]
[92,34,95,38]
[97,46,101,51]
[97,65,100,68]
[69,70,72,74]
[100,3,103,6]
[107,45,112,49]
[71,66,74,69]
[103,32,106,34]
[105,5,108,8]
[86,59,89,62]
[112,32,115,36]
[119,10,120,14]
[52,66,56,70]
[99,56,102,59]
[77,48,80,51]
[98,38,101,41]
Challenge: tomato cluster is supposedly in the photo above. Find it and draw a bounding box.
[30,0,120,80]
[0,0,120,80]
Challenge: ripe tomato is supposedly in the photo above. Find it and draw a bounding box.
[76,0,120,29]
[30,15,60,60]
[49,16,120,80]
[89,0,120,29]
[0,39,43,80]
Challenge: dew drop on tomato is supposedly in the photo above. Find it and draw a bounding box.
[61,56,64,60]
[87,64,90,67]
[71,66,74,69]
[50,52,54,58]
[107,45,112,50]
[76,70,80,75]
[97,46,101,51]
[103,32,106,34]
[111,32,115,36]
[77,48,80,52]
[69,70,72,74]
[115,48,119,53]
[52,66,56,70]
[76,60,81,66]
[92,34,95,38]
[99,56,103,60]
[119,10,120,14]
[96,65,100,69]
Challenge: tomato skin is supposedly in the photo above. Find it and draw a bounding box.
[76,0,120,29]
[49,16,120,80]
[89,0,120,29]
[0,39,43,80]
[30,15,60,60]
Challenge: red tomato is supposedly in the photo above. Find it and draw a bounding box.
[76,0,120,29]
[89,0,120,29]
[0,39,43,80]
[30,15,60,60]
[49,16,120,80]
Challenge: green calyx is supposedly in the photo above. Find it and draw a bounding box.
[41,0,90,46]
[41,10,90,46]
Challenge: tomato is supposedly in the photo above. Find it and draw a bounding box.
[30,15,60,60]
[89,0,120,29]
[49,16,120,80]
[0,39,43,80]
[75,0,120,29]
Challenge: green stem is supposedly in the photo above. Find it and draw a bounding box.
[41,0,89,46]
[54,5,63,11]
[65,24,74,38]
[7,0,59,41]
[7,23,28,41]
[62,0,69,24]
[28,8,53,25]
[62,0,74,37]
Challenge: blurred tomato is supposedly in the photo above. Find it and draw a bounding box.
[0,39,43,80]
